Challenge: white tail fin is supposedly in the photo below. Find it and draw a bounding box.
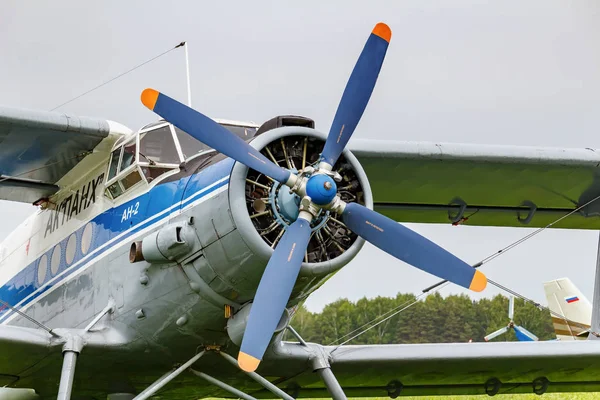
[543,278,592,341]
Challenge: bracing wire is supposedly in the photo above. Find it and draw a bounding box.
[327,294,426,346]
[330,289,438,353]
[423,191,600,293]
[0,299,59,337]
[328,192,600,348]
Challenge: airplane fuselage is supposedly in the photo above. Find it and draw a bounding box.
[0,120,369,387]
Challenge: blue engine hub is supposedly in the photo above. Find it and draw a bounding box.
[276,187,301,221]
[268,173,333,231]
[305,174,337,205]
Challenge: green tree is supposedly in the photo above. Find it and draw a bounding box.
[291,292,555,346]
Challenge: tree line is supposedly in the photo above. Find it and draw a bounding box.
[288,293,555,345]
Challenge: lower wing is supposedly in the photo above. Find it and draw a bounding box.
[257,340,600,397]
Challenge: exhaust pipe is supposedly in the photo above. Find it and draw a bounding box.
[129,225,195,264]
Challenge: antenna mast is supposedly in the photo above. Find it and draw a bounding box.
[184,41,192,107]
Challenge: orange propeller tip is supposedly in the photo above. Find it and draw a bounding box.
[372,22,391,43]
[469,270,487,292]
[238,351,261,372]
[141,88,159,110]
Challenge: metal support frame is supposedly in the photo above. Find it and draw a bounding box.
[57,335,84,400]
[190,369,258,400]
[219,351,295,400]
[310,346,347,400]
[286,325,307,346]
[132,350,205,400]
[84,300,115,332]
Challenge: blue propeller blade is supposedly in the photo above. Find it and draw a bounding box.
[320,23,391,167]
[341,202,487,292]
[238,217,312,372]
[514,325,538,341]
[141,89,292,184]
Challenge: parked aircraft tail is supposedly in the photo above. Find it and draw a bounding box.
[543,278,592,340]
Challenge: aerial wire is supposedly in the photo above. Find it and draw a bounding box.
[0,42,188,329]
[6,42,188,188]
[49,42,187,112]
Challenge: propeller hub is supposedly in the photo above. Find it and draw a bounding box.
[305,174,337,205]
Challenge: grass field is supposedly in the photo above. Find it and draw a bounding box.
[209,395,596,399]
[349,395,592,399]
[342,396,594,399]
[294,395,592,399]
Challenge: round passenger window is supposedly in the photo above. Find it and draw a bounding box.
[66,234,77,265]
[50,244,61,275]
[81,223,93,255]
[37,254,48,285]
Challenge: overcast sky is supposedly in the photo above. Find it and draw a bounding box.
[1,0,600,313]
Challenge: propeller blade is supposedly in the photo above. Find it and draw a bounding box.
[514,325,539,342]
[238,217,312,372]
[141,89,293,185]
[341,202,487,292]
[484,326,509,342]
[508,295,515,320]
[320,23,391,168]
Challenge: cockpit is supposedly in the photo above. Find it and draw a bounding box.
[104,120,258,200]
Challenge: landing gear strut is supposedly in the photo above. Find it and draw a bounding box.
[132,350,206,400]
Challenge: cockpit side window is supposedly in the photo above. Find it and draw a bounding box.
[119,140,137,173]
[174,127,209,159]
[173,124,258,160]
[222,124,257,139]
[107,148,122,181]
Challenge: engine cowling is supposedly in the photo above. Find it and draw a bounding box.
[128,126,372,315]
[229,126,373,280]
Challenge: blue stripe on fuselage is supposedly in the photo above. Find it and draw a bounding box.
[0,158,235,323]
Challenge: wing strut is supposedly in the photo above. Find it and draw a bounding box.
[57,335,84,400]
[316,366,348,400]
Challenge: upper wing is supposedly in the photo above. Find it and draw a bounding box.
[257,340,600,397]
[349,140,600,229]
[0,106,129,203]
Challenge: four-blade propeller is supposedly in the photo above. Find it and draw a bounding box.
[141,22,488,373]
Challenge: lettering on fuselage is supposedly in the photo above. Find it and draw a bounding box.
[121,202,139,223]
[44,173,104,238]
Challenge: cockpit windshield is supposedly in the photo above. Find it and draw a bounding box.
[105,120,258,200]
[139,125,180,165]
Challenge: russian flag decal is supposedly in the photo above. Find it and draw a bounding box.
[565,296,579,303]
